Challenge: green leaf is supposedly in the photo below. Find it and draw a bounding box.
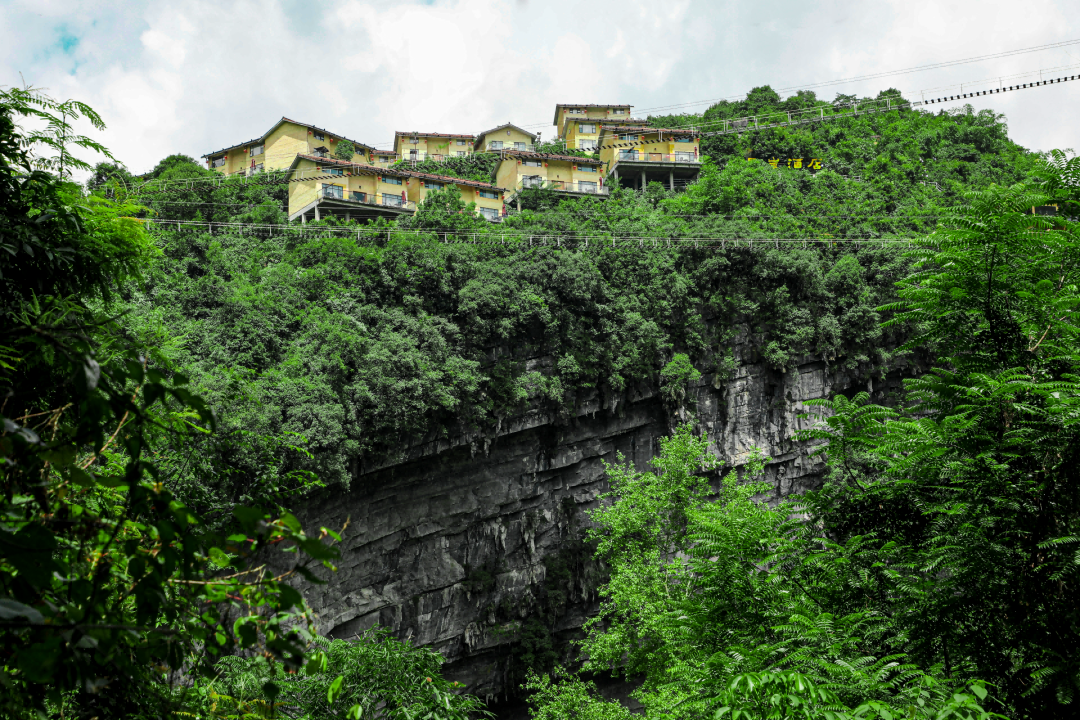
[327,674,344,704]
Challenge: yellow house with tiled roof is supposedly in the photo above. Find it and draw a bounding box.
[597,125,702,190]
[552,104,633,143]
[404,171,507,221]
[202,117,375,176]
[494,151,607,208]
[394,131,477,162]
[474,123,537,153]
[286,155,507,223]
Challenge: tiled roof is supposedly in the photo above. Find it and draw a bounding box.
[497,150,603,164]
[291,154,411,178]
[371,149,397,155]
[202,117,374,158]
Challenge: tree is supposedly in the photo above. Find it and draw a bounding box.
[0,87,340,717]
[334,139,355,161]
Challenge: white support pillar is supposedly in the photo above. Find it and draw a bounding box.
[314,203,321,222]
[641,171,646,190]
[669,171,674,191]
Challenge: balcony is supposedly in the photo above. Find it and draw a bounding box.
[318,186,416,210]
[516,178,610,196]
[615,151,699,164]
[486,143,536,153]
[401,151,471,163]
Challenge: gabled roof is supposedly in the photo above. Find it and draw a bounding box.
[473,123,538,149]
[552,103,633,125]
[202,117,374,158]
[496,150,603,164]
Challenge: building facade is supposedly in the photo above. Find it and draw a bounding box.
[597,125,702,190]
[394,132,477,162]
[287,155,505,223]
[551,104,633,144]
[474,123,537,153]
[202,118,373,176]
[494,151,607,207]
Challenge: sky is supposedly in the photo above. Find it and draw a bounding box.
[3,0,1080,175]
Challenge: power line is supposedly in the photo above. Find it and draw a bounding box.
[515,38,1080,127]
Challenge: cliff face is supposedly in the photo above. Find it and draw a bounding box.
[296,336,916,700]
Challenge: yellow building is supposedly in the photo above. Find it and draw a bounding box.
[371,149,398,166]
[474,123,537,153]
[202,117,374,176]
[394,132,476,162]
[286,155,507,223]
[494,151,607,208]
[404,171,507,222]
[563,115,647,154]
[551,104,633,144]
[597,125,702,190]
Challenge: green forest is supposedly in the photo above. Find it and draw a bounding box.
[2,81,1078,720]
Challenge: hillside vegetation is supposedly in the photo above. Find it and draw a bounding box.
[4,82,1078,720]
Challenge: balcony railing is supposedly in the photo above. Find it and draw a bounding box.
[318,187,416,210]
[401,151,471,163]
[615,151,700,164]
[516,179,610,195]
[487,143,536,153]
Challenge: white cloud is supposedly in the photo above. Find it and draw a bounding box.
[1,0,1078,173]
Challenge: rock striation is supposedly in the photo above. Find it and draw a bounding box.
[296,339,917,701]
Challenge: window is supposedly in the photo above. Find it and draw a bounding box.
[612,108,626,114]
[514,142,527,150]
[567,108,584,114]
[379,156,390,163]
[382,193,403,207]
[351,191,367,202]
[383,176,402,185]
[409,137,419,144]
[522,175,543,188]
[577,164,597,172]
[424,181,442,189]
[578,123,597,134]
[456,151,467,157]
[479,207,499,221]
[675,151,695,162]
[619,134,637,142]
[618,149,638,160]
[489,140,504,150]
[456,139,467,146]
[578,181,598,193]
[321,184,343,199]
[523,159,542,167]
[314,131,325,141]
[250,144,264,156]
[211,157,225,168]
[673,136,693,143]
[324,167,344,176]
[478,189,497,199]
[578,139,597,151]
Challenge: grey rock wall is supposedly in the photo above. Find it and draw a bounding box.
[296,343,916,701]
